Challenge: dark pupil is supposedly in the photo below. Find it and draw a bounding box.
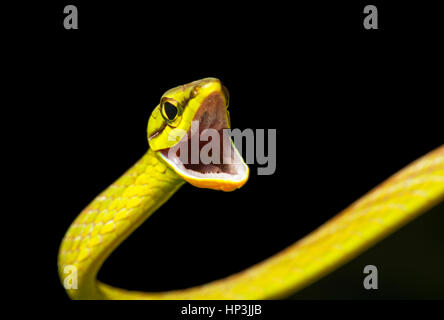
[164,102,178,120]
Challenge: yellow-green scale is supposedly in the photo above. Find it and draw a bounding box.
[58,149,184,299]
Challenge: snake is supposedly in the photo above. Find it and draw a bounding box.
[58,78,444,299]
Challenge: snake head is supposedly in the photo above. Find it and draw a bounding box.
[147,78,249,191]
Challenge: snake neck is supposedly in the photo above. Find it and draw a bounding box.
[58,148,184,299]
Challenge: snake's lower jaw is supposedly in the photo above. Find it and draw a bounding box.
[158,135,249,191]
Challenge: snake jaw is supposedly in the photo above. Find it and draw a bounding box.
[157,91,249,191]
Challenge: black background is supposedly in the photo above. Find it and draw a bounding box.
[47,0,444,304]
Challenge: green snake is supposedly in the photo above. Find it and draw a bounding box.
[58,78,444,299]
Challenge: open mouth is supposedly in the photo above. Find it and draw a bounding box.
[158,92,249,190]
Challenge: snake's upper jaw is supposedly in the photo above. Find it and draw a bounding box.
[158,92,249,192]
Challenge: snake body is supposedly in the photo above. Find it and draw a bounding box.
[58,78,444,299]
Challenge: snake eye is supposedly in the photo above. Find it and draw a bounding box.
[161,98,182,123]
[164,102,178,120]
